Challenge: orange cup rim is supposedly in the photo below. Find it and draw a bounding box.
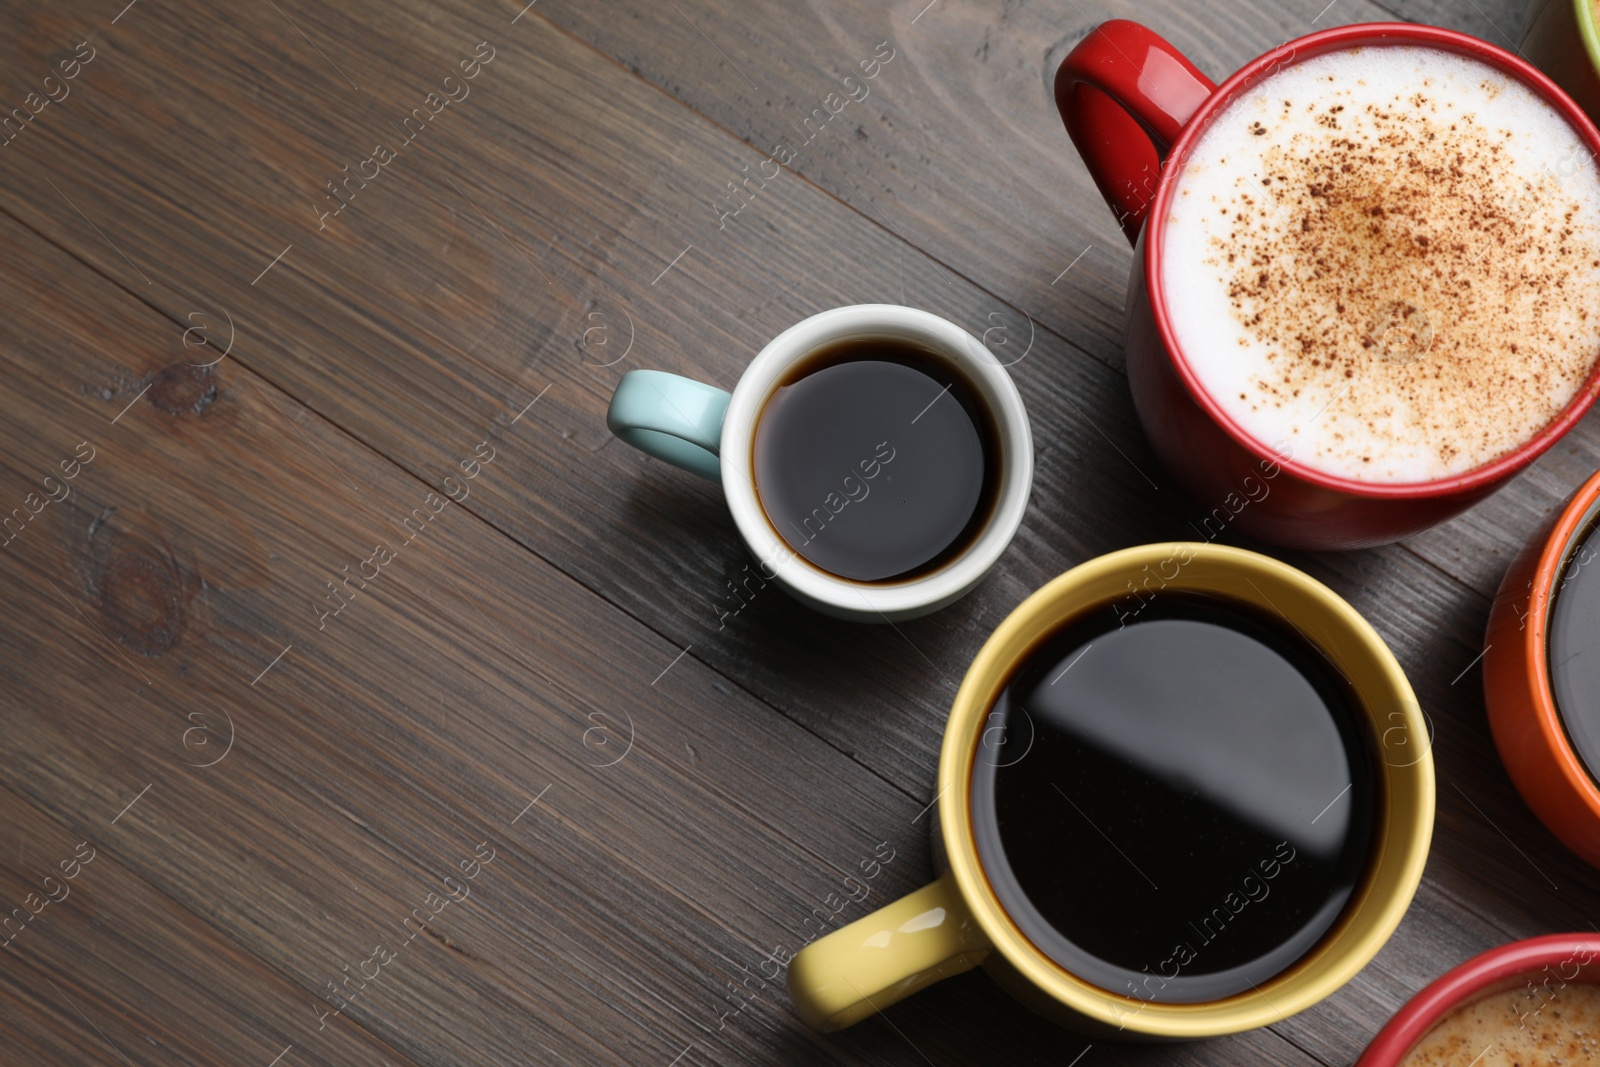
[1523,468,1600,818]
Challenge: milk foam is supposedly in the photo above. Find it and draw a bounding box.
[1161,46,1600,483]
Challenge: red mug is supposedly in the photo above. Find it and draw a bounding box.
[1354,934,1600,1064]
[1055,22,1600,550]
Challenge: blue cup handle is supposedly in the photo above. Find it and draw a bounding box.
[606,369,730,482]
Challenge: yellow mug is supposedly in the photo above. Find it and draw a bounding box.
[787,543,1434,1038]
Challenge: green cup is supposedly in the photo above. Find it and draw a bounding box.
[1522,0,1600,122]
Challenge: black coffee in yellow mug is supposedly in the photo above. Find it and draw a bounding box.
[971,590,1375,1004]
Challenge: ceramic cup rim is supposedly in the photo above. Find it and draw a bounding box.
[936,543,1435,1037]
[1143,21,1600,500]
[1355,933,1600,1064]
[1515,468,1600,818]
[720,304,1033,618]
[1574,0,1600,84]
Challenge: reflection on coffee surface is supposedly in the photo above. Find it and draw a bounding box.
[970,591,1374,1003]
[1549,519,1600,783]
[1397,980,1600,1066]
[1163,46,1600,483]
[752,338,999,582]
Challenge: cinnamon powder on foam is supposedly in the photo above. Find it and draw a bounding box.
[1396,980,1600,1066]
[1161,47,1600,483]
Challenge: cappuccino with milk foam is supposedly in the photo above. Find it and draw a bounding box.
[1162,46,1600,483]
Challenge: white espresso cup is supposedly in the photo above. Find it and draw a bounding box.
[606,305,1034,622]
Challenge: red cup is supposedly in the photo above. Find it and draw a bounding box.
[1355,934,1600,1064]
[1484,469,1600,867]
[1055,22,1600,550]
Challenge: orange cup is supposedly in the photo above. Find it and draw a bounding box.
[1485,469,1600,866]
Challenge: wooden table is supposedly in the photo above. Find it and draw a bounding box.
[0,0,1587,1063]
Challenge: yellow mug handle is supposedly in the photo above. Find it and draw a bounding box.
[787,873,993,1031]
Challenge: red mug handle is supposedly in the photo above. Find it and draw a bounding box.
[1055,20,1217,245]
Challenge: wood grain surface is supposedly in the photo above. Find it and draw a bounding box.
[0,0,1594,1064]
